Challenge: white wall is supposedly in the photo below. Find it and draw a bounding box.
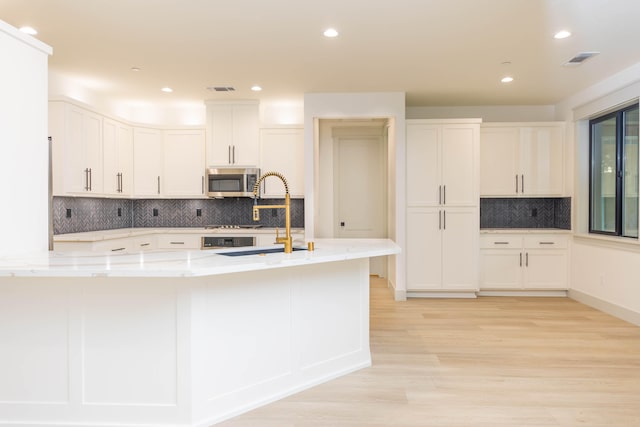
[553,61,640,324]
[407,105,557,122]
[303,92,406,298]
[0,21,52,256]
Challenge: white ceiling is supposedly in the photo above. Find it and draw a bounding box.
[2,0,640,111]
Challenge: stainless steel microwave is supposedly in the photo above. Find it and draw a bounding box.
[206,167,260,198]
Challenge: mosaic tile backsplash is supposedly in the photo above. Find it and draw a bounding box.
[53,197,305,234]
[480,197,571,230]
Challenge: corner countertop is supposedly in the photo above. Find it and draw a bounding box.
[0,238,400,278]
[480,228,572,234]
[54,227,305,242]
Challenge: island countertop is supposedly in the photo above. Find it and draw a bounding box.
[0,238,400,278]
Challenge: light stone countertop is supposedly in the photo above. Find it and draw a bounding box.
[54,227,305,242]
[480,228,572,234]
[0,238,400,278]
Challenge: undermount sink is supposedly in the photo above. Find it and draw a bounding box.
[219,247,307,257]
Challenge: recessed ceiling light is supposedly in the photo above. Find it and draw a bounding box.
[501,76,514,83]
[251,85,262,92]
[19,26,38,35]
[131,67,141,72]
[554,30,571,39]
[323,28,339,38]
[161,87,173,93]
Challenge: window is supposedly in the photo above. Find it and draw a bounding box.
[590,103,639,237]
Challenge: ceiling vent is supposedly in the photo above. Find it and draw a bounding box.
[207,86,236,92]
[564,51,600,67]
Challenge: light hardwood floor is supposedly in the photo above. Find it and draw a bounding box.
[218,277,640,426]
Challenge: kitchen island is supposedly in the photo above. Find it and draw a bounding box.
[0,238,399,427]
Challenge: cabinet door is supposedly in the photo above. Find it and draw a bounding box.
[441,125,477,206]
[520,126,564,196]
[480,127,520,196]
[133,128,163,197]
[163,130,206,197]
[523,250,568,289]
[441,208,478,289]
[406,125,440,206]
[206,104,234,165]
[103,118,133,196]
[479,250,523,289]
[205,102,259,166]
[64,104,103,194]
[259,128,304,197]
[406,208,442,290]
[231,104,259,166]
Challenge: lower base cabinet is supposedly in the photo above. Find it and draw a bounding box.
[407,207,478,292]
[480,233,569,290]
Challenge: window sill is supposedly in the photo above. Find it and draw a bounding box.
[573,232,640,252]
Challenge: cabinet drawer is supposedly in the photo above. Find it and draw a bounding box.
[523,235,568,249]
[480,235,522,249]
[156,234,201,249]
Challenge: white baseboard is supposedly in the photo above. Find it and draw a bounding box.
[568,289,640,327]
[477,290,568,297]
[407,291,477,299]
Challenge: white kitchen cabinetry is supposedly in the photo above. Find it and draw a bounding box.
[259,127,304,197]
[479,233,569,291]
[50,101,103,195]
[407,121,479,207]
[133,127,163,197]
[103,118,133,196]
[406,119,480,295]
[407,207,478,291]
[163,129,206,197]
[205,101,259,166]
[480,123,565,197]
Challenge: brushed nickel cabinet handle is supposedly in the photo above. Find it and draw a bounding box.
[140,243,150,247]
[493,241,509,245]
[443,185,446,205]
[539,241,555,245]
[443,210,446,230]
[438,210,442,230]
[88,168,92,191]
[228,145,231,164]
[202,176,205,194]
[526,252,529,267]
[515,175,518,193]
[520,252,522,267]
[232,145,236,164]
[170,241,185,245]
[111,247,126,252]
[157,176,161,194]
[439,185,442,205]
[521,174,524,193]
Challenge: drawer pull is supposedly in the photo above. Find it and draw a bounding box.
[170,241,185,245]
[111,247,126,252]
[493,241,510,245]
[140,243,150,247]
[539,241,555,245]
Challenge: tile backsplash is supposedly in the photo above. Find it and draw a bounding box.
[53,197,304,234]
[480,197,571,229]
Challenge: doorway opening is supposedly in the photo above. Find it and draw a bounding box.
[315,118,391,277]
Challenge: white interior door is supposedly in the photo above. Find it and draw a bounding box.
[334,134,387,276]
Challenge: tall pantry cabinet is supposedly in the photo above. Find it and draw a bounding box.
[405,119,481,296]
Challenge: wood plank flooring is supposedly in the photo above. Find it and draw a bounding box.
[217,277,640,426]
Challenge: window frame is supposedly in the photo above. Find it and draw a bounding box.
[588,103,639,238]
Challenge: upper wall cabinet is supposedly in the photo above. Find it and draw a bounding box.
[163,129,206,197]
[259,127,304,198]
[205,101,259,167]
[406,121,480,207]
[50,101,103,196]
[480,123,565,197]
[103,118,133,197]
[133,127,163,197]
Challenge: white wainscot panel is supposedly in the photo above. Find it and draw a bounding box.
[81,281,178,405]
[293,261,365,370]
[0,280,70,403]
[202,272,292,400]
